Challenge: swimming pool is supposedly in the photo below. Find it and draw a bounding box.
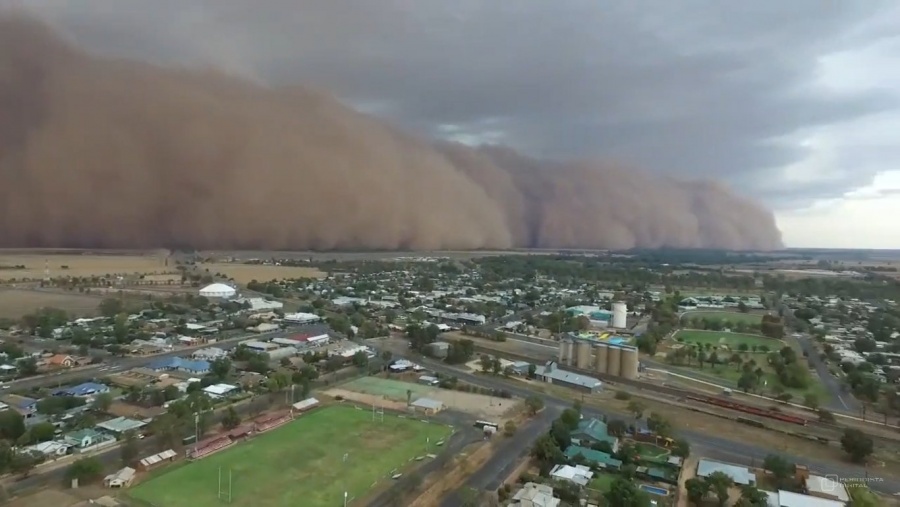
[640,485,669,496]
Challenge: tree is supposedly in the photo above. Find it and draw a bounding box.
[803,393,820,410]
[525,395,544,416]
[221,406,241,430]
[527,363,537,379]
[685,477,709,505]
[607,419,628,437]
[841,428,874,463]
[763,454,795,488]
[646,412,673,437]
[503,420,516,436]
[627,400,645,428]
[0,411,26,441]
[11,452,40,478]
[530,434,565,472]
[351,350,369,369]
[280,357,292,367]
[210,358,232,379]
[559,408,581,430]
[66,456,104,483]
[672,438,690,458]
[818,408,835,423]
[120,430,140,466]
[705,471,734,506]
[92,392,114,413]
[737,485,770,507]
[605,477,648,507]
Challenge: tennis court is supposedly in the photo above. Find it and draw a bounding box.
[340,377,434,402]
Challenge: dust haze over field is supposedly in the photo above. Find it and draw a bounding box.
[0,15,783,251]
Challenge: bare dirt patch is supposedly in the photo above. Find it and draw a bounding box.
[322,389,410,411]
[0,289,102,318]
[425,390,516,419]
[199,262,327,284]
[407,441,495,507]
[4,489,83,507]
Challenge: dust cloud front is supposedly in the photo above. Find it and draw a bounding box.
[0,15,783,251]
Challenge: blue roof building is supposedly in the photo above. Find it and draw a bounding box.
[53,382,110,397]
[148,357,211,375]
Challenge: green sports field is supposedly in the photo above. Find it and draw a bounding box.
[672,329,782,350]
[129,406,452,507]
[681,310,764,325]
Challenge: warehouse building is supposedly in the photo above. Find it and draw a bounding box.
[535,361,602,393]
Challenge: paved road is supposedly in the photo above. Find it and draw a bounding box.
[795,334,861,413]
[440,407,560,507]
[383,350,900,496]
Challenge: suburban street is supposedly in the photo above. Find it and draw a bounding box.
[440,407,560,507]
[387,351,900,497]
[5,330,289,391]
[795,333,861,413]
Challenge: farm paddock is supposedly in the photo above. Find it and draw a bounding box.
[0,252,170,281]
[0,289,102,318]
[128,405,451,507]
[198,263,326,284]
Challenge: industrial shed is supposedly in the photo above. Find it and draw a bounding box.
[410,398,444,415]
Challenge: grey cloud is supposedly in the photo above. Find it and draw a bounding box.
[3,0,899,208]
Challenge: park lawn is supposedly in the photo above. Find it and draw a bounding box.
[588,472,617,492]
[633,442,669,462]
[666,362,828,401]
[681,311,764,325]
[129,406,452,507]
[673,329,783,350]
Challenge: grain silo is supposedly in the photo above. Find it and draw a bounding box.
[559,338,575,366]
[594,343,608,375]
[612,302,628,329]
[576,340,592,370]
[620,346,639,380]
[607,345,622,377]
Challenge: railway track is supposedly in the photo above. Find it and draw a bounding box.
[471,343,900,445]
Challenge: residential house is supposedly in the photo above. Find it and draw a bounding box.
[549,464,594,486]
[192,347,227,362]
[571,418,619,452]
[696,459,755,486]
[509,482,561,507]
[147,357,211,375]
[46,354,76,368]
[564,445,622,471]
[2,394,38,418]
[24,440,71,459]
[64,428,114,450]
[52,382,110,397]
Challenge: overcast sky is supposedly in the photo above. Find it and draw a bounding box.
[5,0,900,249]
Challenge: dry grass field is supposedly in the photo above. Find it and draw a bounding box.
[0,289,102,318]
[199,262,326,284]
[0,252,171,281]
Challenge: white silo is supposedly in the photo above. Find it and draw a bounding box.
[612,302,628,329]
[576,340,592,370]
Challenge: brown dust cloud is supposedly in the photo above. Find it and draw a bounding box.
[0,16,783,251]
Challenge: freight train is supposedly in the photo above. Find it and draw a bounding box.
[685,395,808,426]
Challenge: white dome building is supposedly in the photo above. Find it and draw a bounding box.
[199,283,237,299]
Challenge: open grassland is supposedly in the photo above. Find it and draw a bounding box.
[129,405,452,507]
[199,262,326,284]
[673,329,782,350]
[0,289,100,318]
[0,252,170,281]
[680,310,765,325]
